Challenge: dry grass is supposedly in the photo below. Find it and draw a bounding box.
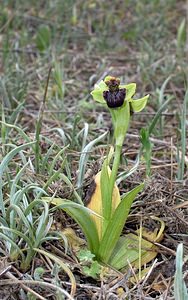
[0,0,187,299]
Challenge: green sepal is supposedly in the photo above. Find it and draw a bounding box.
[130,94,149,112]
[120,83,136,100]
[90,80,108,104]
[97,80,108,89]
[90,89,106,104]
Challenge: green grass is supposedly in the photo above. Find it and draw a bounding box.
[0,0,187,299]
[174,243,188,300]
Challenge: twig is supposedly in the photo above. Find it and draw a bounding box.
[5,272,46,300]
[0,278,74,300]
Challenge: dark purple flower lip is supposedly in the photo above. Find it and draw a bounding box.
[103,89,126,108]
[103,77,126,108]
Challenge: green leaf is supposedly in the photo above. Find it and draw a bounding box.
[117,154,140,185]
[109,233,152,270]
[36,25,51,51]
[100,159,111,224]
[109,219,165,271]
[33,267,45,281]
[177,19,186,51]
[42,198,100,254]
[100,156,121,235]
[130,95,149,112]
[140,128,152,176]
[78,249,95,262]
[0,232,25,261]
[98,183,144,263]
[109,235,143,270]
[83,261,101,279]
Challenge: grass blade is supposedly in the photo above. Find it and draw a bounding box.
[77,131,108,189]
[117,153,140,185]
[149,95,173,135]
[174,243,188,300]
[177,90,188,180]
[0,142,35,217]
[34,248,76,298]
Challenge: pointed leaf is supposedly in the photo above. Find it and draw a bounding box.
[109,222,165,270]
[100,161,111,221]
[109,234,146,270]
[100,163,120,236]
[117,153,140,185]
[86,148,120,240]
[98,183,144,263]
[42,198,99,254]
[86,170,105,240]
[36,25,51,51]
[177,19,186,51]
[148,95,173,135]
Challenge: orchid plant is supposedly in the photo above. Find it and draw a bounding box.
[90,77,149,238]
[43,76,164,272]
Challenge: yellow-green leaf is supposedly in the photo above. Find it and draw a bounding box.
[62,228,86,253]
[86,167,120,240]
[109,220,165,271]
[98,183,144,263]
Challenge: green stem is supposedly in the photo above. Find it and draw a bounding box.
[109,144,122,214]
[21,249,35,271]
